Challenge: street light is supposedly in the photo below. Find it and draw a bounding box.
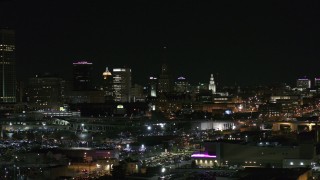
[161,167,166,177]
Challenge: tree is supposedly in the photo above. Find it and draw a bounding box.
[111,161,127,179]
[191,160,197,168]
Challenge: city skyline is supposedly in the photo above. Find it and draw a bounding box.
[1,1,320,86]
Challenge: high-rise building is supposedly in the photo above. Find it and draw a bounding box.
[174,76,190,93]
[209,74,216,94]
[72,61,93,91]
[158,63,172,93]
[0,29,16,102]
[27,73,63,110]
[315,78,320,88]
[102,67,113,101]
[296,78,311,89]
[112,68,131,102]
[148,76,157,97]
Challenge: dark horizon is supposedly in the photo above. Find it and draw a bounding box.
[1,1,320,86]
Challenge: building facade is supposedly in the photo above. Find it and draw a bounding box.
[296,78,311,89]
[0,29,16,102]
[158,64,172,93]
[112,68,131,102]
[102,67,113,102]
[209,74,216,94]
[73,61,93,91]
[27,73,63,110]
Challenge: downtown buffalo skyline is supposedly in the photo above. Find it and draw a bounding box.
[1,1,320,86]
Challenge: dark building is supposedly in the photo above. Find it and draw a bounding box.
[174,76,190,93]
[27,73,63,110]
[0,29,16,102]
[73,61,93,91]
[158,63,172,93]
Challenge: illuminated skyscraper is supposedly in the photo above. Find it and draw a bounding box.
[0,29,16,102]
[102,67,113,101]
[149,76,157,97]
[72,61,93,91]
[209,74,216,94]
[112,68,131,102]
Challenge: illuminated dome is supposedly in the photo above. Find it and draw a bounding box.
[102,67,112,79]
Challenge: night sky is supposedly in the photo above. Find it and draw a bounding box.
[1,1,320,86]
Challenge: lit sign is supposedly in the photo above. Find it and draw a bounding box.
[191,154,216,158]
[117,105,124,109]
[73,61,92,65]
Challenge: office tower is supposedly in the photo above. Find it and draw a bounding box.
[149,76,157,97]
[27,73,63,109]
[174,76,190,93]
[296,78,311,89]
[158,63,172,93]
[112,68,131,102]
[102,67,113,101]
[72,61,93,91]
[131,84,145,102]
[0,29,16,102]
[209,74,216,94]
[315,78,320,88]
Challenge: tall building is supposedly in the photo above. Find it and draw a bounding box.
[296,78,311,89]
[72,61,93,91]
[102,67,113,102]
[27,73,63,110]
[148,76,157,97]
[158,63,172,93]
[174,76,190,93]
[0,29,16,102]
[112,68,131,102]
[315,78,320,88]
[209,74,216,94]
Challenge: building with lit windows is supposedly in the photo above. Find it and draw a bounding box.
[27,73,63,110]
[73,61,93,91]
[158,63,172,93]
[209,74,216,94]
[0,29,16,102]
[112,68,131,102]
[174,76,190,93]
[148,76,157,97]
[102,67,113,102]
[296,78,311,89]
